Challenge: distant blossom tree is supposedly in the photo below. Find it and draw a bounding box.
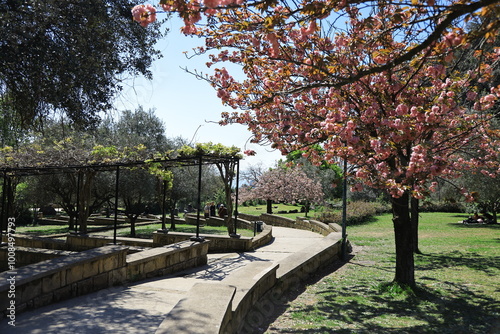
[248,166,324,215]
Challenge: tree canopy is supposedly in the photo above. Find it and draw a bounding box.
[0,0,165,129]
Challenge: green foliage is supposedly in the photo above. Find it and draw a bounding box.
[178,142,242,158]
[315,201,389,225]
[377,281,418,298]
[0,0,165,129]
[146,161,173,189]
[90,145,119,163]
[420,201,466,213]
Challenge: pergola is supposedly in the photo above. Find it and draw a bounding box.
[0,154,241,244]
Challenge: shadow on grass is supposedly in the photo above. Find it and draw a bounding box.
[416,251,500,276]
[448,222,500,230]
[253,253,499,334]
[262,273,498,333]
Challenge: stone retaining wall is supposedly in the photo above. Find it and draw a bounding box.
[156,262,279,334]
[0,245,128,316]
[223,262,279,332]
[0,241,210,317]
[155,232,343,334]
[127,240,209,282]
[250,224,273,250]
[153,231,253,252]
[238,213,341,236]
[184,214,255,230]
[66,234,154,251]
[237,232,343,333]
[0,247,75,271]
[1,234,68,251]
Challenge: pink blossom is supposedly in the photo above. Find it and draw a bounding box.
[464,193,475,203]
[131,4,157,27]
[267,33,280,58]
[204,0,221,8]
[466,91,478,101]
[482,94,497,103]
[181,24,198,35]
[429,182,438,192]
[243,149,256,156]
[350,183,364,192]
[396,104,409,115]
[304,20,317,36]
[160,3,174,11]
[336,37,348,47]
[373,56,386,65]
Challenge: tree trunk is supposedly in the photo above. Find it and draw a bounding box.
[77,172,95,235]
[391,191,416,287]
[130,214,137,237]
[170,200,177,230]
[410,197,422,254]
[266,199,272,214]
[68,214,75,231]
[225,187,235,235]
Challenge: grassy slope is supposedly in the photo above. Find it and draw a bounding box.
[264,212,500,333]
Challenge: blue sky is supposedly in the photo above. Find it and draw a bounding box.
[116,17,283,170]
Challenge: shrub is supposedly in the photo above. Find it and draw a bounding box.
[315,201,387,225]
[420,201,466,213]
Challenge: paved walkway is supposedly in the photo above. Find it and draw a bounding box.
[0,227,325,334]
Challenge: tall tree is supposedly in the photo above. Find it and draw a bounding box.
[0,0,165,129]
[113,107,171,153]
[286,148,343,201]
[133,0,500,287]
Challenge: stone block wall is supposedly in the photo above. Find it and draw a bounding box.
[0,245,128,316]
[156,262,279,334]
[276,232,342,290]
[154,231,343,334]
[184,214,255,231]
[153,231,253,252]
[250,224,273,250]
[156,283,236,334]
[0,246,75,271]
[239,213,337,236]
[1,234,68,250]
[126,240,209,282]
[66,234,154,251]
[223,262,279,333]
[0,240,211,317]
[237,232,343,333]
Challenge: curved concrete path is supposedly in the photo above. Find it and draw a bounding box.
[0,227,325,334]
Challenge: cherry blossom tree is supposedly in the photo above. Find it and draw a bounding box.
[132,0,500,287]
[247,165,324,215]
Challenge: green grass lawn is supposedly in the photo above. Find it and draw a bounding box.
[15,222,255,238]
[97,223,255,238]
[238,203,319,219]
[265,212,500,333]
[16,205,313,236]
[14,224,74,236]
